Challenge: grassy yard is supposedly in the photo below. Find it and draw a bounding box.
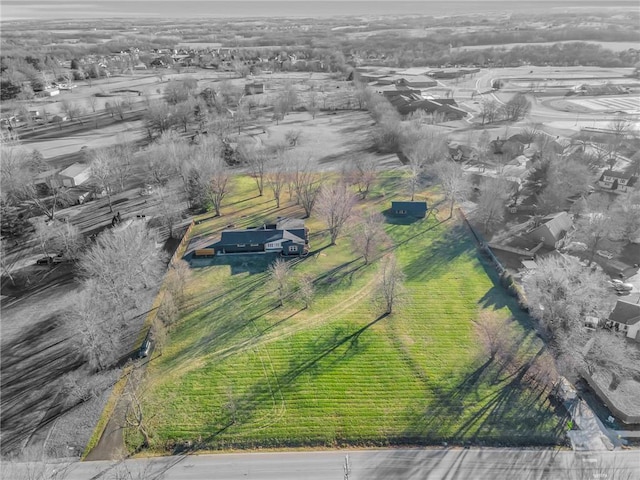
[137,173,566,452]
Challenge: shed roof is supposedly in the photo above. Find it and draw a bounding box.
[392,201,427,213]
[59,163,90,178]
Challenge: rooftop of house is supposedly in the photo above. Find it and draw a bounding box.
[216,218,306,245]
[600,170,637,184]
[58,163,90,178]
[529,211,573,241]
[392,201,427,210]
[608,294,640,326]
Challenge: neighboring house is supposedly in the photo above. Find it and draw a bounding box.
[604,295,640,343]
[208,218,309,256]
[58,163,91,187]
[607,260,639,280]
[390,201,428,218]
[490,137,525,157]
[244,82,264,95]
[50,114,68,124]
[524,211,573,249]
[598,170,638,193]
[448,143,476,162]
[33,170,61,193]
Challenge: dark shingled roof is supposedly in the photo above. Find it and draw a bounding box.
[608,295,640,326]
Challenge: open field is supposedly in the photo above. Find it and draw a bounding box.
[565,95,640,114]
[135,173,566,452]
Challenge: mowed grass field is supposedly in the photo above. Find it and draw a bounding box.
[138,173,566,452]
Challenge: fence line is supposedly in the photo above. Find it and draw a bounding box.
[457,207,506,275]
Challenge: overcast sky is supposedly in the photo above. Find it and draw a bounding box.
[1,0,630,22]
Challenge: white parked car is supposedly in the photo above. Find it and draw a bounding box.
[596,250,614,259]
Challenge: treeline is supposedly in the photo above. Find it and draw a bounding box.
[343,37,640,68]
[452,26,640,47]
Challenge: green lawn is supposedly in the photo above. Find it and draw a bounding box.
[138,173,566,452]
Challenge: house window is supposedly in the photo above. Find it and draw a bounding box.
[237,244,245,247]
[288,245,297,252]
[250,243,259,247]
[397,210,406,214]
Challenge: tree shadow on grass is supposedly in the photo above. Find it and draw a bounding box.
[187,252,278,275]
[189,314,389,450]
[475,255,537,333]
[403,350,567,447]
[401,225,474,282]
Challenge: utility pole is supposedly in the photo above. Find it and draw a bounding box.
[343,454,351,480]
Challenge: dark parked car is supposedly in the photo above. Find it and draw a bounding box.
[36,255,66,265]
[138,339,152,359]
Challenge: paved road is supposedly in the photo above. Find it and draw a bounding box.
[5,449,639,480]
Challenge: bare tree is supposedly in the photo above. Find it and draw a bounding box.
[79,221,165,322]
[111,134,135,192]
[60,99,84,124]
[144,100,175,136]
[501,93,531,122]
[123,367,152,448]
[268,257,292,307]
[402,126,448,200]
[292,157,323,217]
[346,156,377,200]
[86,94,98,113]
[156,186,184,238]
[316,182,357,245]
[572,193,617,265]
[296,274,315,309]
[432,159,471,218]
[33,218,83,259]
[66,280,119,371]
[582,330,640,391]
[479,98,500,125]
[266,157,288,208]
[351,210,387,264]
[522,255,610,352]
[173,98,194,133]
[1,143,65,220]
[474,310,517,361]
[611,190,640,244]
[285,129,302,147]
[143,139,178,189]
[165,259,192,306]
[536,158,593,214]
[204,154,231,217]
[240,143,268,196]
[375,254,405,315]
[90,148,117,213]
[306,90,320,119]
[475,177,513,233]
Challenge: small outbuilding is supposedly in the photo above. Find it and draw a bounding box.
[59,163,91,187]
[391,201,428,218]
[245,83,264,95]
